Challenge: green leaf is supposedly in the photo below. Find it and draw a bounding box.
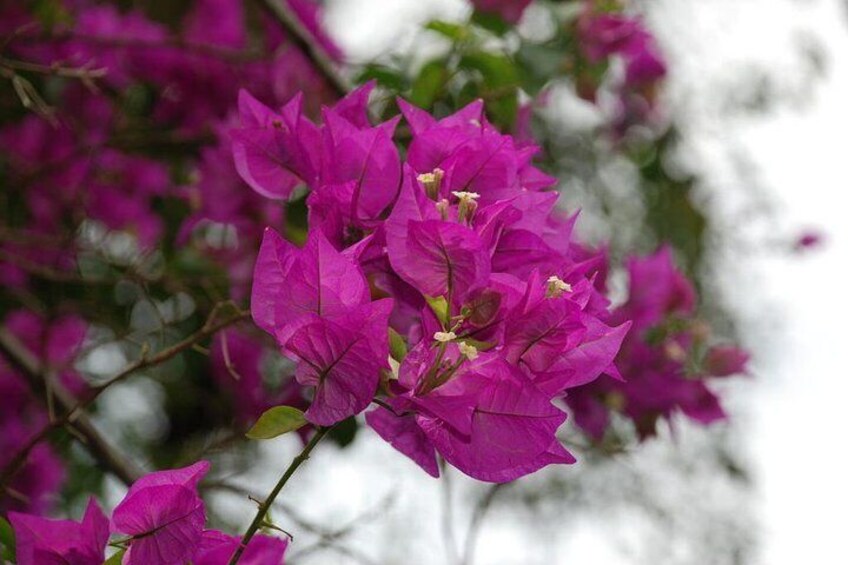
[246,406,307,440]
[410,60,448,109]
[388,328,408,362]
[425,295,450,326]
[425,20,468,41]
[104,548,126,565]
[470,10,510,36]
[0,516,14,563]
[458,51,520,126]
[356,65,407,92]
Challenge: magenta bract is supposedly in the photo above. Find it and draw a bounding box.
[111,461,210,565]
[10,498,109,565]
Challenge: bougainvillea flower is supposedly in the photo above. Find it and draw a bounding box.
[365,407,440,477]
[185,0,247,49]
[397,219,491,302]
[196,530,287,565]
[232,91,322,200]
[320,109,401,226]
[369,345,574,482]
[286,300,393,425]
[251,227,370,343]
[111,461,210,565]
[620,245,695,326]
[576,9,667,135]
[10,498,109,565]
[422,359,574,482]
[794,230,824,251]
[566,249,748,440]
[238,92,637,479]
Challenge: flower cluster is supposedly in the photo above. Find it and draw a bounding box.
[0,310,88,515]
[238,83,632,482]
[566,248,749,439]
[0,0,336,293]
[577,2,668,135]
[8,461,288,565]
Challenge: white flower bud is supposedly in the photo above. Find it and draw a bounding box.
[458,341,479,361]
[546,275,573,298]
[433,331,457,343]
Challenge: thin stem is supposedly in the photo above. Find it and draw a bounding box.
[227,427,331,565]
[0,56,106,80]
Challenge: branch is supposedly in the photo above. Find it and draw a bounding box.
[0,56,106,82]
[254,0,351,97]
[0,327,145,486]
[0,305,250,489]
[13,31,266,65]
[227,426,331,565]
[0,56,106,122]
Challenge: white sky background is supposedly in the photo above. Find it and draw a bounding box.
[155,1,848,564]
[643,0,848,562]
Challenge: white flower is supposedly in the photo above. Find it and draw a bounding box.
[387,356,400,379]
[433,331,457,343]
[458,341,479,361]
[451,191,481,202]
[546,275,572,298]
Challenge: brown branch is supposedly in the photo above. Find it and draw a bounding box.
[254,0,351,97]
[0,56,106,81]
[0,305,250,490]
[13,31,267,65]
[0,328,145,487]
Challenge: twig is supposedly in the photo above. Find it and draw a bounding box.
[0,305,249,489]
[0,56,107,122]
[227,426,331,565]
[0,329,145,486]
[0,56,106,81]
[13,31,266,65]
[254,0,351,97]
